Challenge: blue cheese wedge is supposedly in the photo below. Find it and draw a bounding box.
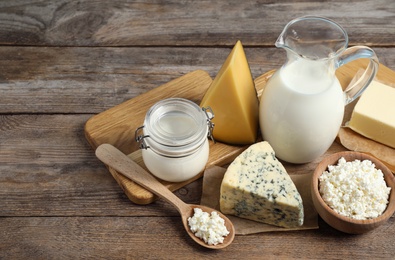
[220,141,304,228]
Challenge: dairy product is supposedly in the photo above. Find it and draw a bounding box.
[319,157,391,220]
[142,140,208,182]
[348,80,395,148]
[220,141,304,228]
[138,98,212,182]
[187,208,229,245]
[200,40,259,145]
[259,58,345,163]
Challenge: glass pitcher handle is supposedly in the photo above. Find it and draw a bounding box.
[336,46,379,105]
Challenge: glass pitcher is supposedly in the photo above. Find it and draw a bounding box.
[259,16,379,163]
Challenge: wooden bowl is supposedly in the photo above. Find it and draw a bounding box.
[311,151,395,234]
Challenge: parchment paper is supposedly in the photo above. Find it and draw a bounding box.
[339,70,395,173]
[200,166,318,235]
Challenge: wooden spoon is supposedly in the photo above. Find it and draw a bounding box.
[95,143,235,249]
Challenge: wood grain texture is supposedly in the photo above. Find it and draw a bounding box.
[1,216,394,259]
[85,70,252,204]
[0,114,201,216]
[0,46,281,113]
[0,47,394,114]
[0,0,393,47]
[1,0,395,258]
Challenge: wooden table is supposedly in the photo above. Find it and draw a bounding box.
[1,1,394,259]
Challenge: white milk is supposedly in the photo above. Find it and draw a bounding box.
[139,98,211,182]
[259,59,345,163]
[142,138,209,182]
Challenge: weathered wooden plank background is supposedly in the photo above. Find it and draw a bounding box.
[0,0,394,46]
[1,0,394,259]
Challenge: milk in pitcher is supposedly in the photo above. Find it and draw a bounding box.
[259,58,345,163]
[259,16,378,163]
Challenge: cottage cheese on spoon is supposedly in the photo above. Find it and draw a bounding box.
[187,208,229,245]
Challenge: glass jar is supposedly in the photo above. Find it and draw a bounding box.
[135,98,214,182]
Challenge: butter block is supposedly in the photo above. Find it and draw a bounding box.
[348,81,395,149]
[220,141,304,228]
[200,40,259,145]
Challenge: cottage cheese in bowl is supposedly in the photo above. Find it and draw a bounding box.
[319,157,391,220]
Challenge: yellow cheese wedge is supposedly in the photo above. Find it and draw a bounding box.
[348,80,395,148]
[200,40,259,145]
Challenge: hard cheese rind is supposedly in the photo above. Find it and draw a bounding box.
[220,141,304,228]
[348,81,395,149]
[200,40,259,145]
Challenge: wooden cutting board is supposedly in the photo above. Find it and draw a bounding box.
[85,60,395,205]
[84,70,266,204]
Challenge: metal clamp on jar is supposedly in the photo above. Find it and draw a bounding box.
[135,98,214,182]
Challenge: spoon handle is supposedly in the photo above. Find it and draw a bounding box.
[95,143,190,213]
